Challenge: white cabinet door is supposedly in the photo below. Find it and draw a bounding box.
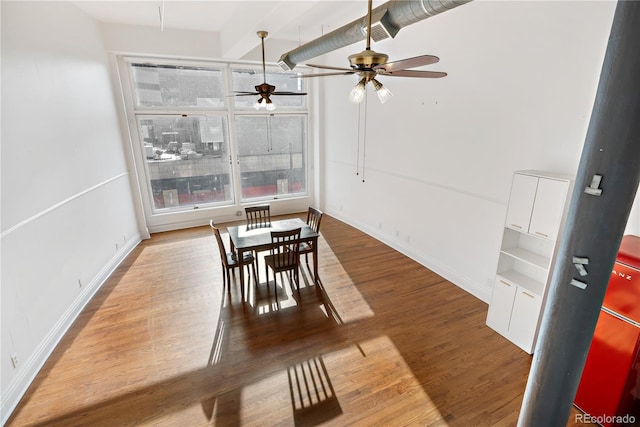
[505,174,538,232]
[509,288,543,353]
[529,178,569,240]
[486,278,517,336]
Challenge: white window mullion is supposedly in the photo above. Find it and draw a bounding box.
[223,63,245,209]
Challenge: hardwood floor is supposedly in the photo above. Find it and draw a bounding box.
[7,214,594,426]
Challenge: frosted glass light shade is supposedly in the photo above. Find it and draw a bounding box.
[349,80,366,104]
[372,78,393,104]
[376,85,393,104]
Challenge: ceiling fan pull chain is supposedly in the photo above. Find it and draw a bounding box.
[267,116,273,152]
[356,101,361,176]
[362,90,368,183]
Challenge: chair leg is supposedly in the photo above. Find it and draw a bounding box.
[255,251,260,284]
[226,269,231,293]
[250,263,257,286]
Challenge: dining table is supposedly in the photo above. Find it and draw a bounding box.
[227,218,319,295]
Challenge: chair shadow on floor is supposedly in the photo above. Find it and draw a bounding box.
[203,261,348,425]
[288,356,342,427]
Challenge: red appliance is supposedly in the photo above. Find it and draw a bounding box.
[575,235,640,426]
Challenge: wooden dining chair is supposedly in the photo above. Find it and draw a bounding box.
[299,207,323,267]
[210,220,256,294]
[264,227,302,292]
[245,204,272,284]
[245,205,271,230]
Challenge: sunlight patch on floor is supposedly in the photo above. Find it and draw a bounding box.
[207,335,448,426]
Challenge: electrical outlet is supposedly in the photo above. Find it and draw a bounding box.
[11,354,18,369]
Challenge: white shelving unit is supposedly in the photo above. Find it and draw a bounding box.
[486,170,574,354]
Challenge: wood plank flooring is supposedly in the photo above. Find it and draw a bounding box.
[7,214,593,426]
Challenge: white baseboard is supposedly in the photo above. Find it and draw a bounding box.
[327,211,491,304]
[1,233,142,426]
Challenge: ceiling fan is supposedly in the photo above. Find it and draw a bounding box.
[301,0,447,104]
[234,31,307,111]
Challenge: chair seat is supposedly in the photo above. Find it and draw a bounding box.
[298,241,313,253]
[226,251,255,268]
[264,253,297,272]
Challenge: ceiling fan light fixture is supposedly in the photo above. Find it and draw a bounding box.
[372,78,393,104]
[349,78,367,104]
[253,97,276,111]
[265,98,276,111]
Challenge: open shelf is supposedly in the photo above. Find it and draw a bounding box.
[500,247,550,270]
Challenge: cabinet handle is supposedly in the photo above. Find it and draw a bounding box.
[534,231,549,238]
[522,291,535,298]
[510,224,522,229]
[499,280,512,287]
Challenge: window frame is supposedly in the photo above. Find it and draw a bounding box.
[134,113,235,213]
[234,112,309,202]
[116,55,314,231]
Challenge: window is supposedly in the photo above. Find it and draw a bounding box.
[139,115,233,210]
[131,63,225,108]
[123,59,309,215]
[235,115,307,199]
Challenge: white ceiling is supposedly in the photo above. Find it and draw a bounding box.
[71,0,381,58]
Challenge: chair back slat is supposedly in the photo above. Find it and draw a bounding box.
[245,205,271,230]
[306,207,323,233]
[270,228,301,267]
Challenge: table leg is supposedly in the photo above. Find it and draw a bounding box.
[238,248,245,300]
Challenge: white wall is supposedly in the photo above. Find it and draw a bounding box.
[318,1,637,302]
[1,0,638,423]
[0,2,141,422]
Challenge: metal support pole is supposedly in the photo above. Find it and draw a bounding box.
[518,1,640,425]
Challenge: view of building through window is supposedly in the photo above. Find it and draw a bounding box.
[139,115,232,209]
[126,61,308,213]
[235,115,306,199]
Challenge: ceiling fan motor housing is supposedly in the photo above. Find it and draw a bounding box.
[348,49,389,70]
[255,82,276,96]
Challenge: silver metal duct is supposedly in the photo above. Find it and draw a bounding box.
[278,0,472,71]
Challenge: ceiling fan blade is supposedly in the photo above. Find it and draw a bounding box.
[378,70,447,78]
[374,55,440,72]
[306,63,354,72]
[299,71,355,78]
[233,92,259,96]
[272,91,308,96]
